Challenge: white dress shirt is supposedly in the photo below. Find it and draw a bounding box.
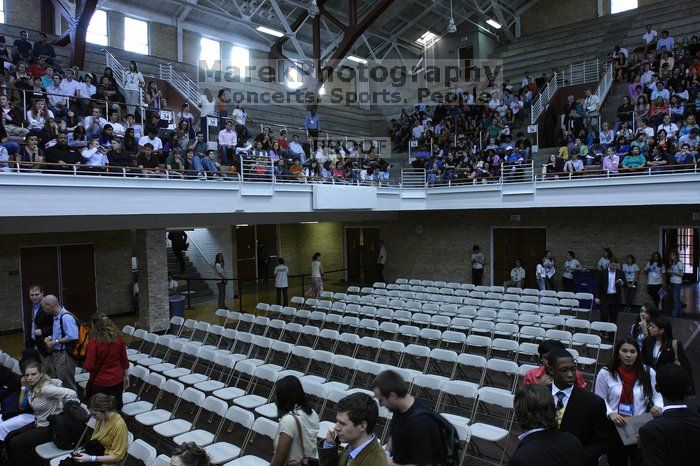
[607,270,617,294]
[594,367,663,416]
[552,384,574,408]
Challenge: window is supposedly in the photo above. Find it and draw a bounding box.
[86,9,108,46]
[230,46,250,77]
[611,0,637,14]
[286,63,303,89]
[0,0,5,24]
[200,37,220,70]
[123,17,149,54]
[416,31,439,48]
[677,228,695,274]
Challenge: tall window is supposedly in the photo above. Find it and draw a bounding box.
[286,63,303,89]
[200,37,221,69]
[230,46,250,76]
[0,0,5,24]
[611,0,637,14]
[86,9,108,46]
[124,17,149,54]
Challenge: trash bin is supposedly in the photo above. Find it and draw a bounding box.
[169,295,185,331]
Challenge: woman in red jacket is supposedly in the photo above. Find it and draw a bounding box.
[83,313,129,410]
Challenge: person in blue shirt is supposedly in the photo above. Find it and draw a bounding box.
[201,149,222,175]
[304,110,320,150]
[184,149,203,178]
[42,295,78,391]
[674,144,696,165]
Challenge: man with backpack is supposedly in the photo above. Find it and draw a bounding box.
[42,295,78,391]
[372,370,459,466]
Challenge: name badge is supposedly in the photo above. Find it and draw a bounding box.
[618,403,634,417]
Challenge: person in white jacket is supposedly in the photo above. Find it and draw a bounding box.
[81,139,109,167]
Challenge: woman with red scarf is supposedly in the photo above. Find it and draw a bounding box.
[594,337,663,466]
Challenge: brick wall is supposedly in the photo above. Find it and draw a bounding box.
[0,230,132,333]
[279,223,347,277]
[521,0,599,36]
[150,22,178,62]
[4,0,42,31]
[186,227,235,298]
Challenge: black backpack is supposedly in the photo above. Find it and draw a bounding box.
[415,408,462,466]
[48,400,89,449]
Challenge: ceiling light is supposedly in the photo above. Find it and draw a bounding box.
[347,55,368,64]
[486,19,502,29]
[236,224,249,227]
[416,31,438,47]
[301,221,318,224]
[308,0,320,18]
[447,0,457,33]
[257,26,285,37]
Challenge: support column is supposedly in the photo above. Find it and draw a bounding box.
[135,229,169,332]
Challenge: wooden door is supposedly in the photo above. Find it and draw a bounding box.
[493,228,546,289]
[256,225,278,280]
[59,244,97,321]
[361,228,381,284]
[346,228,362,282]
[20,246,60,336]
[236,226,257,280]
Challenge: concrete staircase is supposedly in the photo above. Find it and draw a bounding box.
[492,0,700,83]
[599,82,632,125]
[166,249,214,302]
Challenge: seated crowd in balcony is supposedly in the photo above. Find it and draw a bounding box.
[554,28,699,176]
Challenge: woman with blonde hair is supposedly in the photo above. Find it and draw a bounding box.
[5,361,78,466]
[83,313,129,410]
[68,393,128,465]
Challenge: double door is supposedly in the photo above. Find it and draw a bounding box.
[493,228,546,289]
[346,227,381,284]
[20,244,97,331]
[236,225,278,280]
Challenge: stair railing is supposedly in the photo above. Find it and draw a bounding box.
[158,63,202,108]
[104,49,146,122]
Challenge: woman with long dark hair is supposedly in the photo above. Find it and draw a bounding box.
[542,250,555,290]
[594,337,662,466]
[270,376,319,466]
[305,252,323,299]
[631,302,659,348]
[122,61,144,116]
[214,253,227,309]
[598,248,613,271]
[83,313,129,410]
[644,252,665,309]
[562,250,581,292]
[642,316,694,395]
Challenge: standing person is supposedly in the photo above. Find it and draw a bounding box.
[470,245,485,286]
[171,442,212,466]
[371,370,442,466]
[257,241,268,282]
[594,337,663,466]
[304,109,320,150]
[595,257,625,325]
[522,340,587,389]
[562,251,582,292]
[306,252,323,299]
[274,258,289,307]
[598,248,613,271]
[510,384,587,466]
[503,259,526,289]
[69,393,129,466]
[631,303,659,348]
[122,61,145,116]
[622,255,640,311]
[535,258,546,291]
[667,251,684,318]
[25,285,53,373]
[167,230,188,274]
[83,313,130,411]
[642,317,695,395]
[546,348,611,465]
[214,253,227,310]
[639,364,700,465]
[542,250,556,290]
[320,392,388,466]
[644,252,665,309]
[42,295,78,391]
[269,376,320,466]
[376,241,387,284]
[5,361,78,466]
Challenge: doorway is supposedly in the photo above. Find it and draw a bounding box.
[662,228,698,282]
[492,228,546,288]
[235,224,279,281]
[345,227,381,284]
[459,46,474,83]
[20,244,97,331]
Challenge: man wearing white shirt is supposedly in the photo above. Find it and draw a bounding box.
[289,134,306,163]
[61,69,81,100]
[411,120,424,140]
[656,30,674,52]
[83,107,109,139]
[107,110,125,137]
[376,241,387,283]
[138,127,163,153]
[217,120,237,165]
[273,258,289,306]
[595,258,625,324]
[320,392,388,466]
[503,259,526,289]
[47,74,69,117]
[641,24,658,52]
[657,115,679,139]
[583,88,600,132]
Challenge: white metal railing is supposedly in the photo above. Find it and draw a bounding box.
[531,58,601,123]
[104,49,145,122]
[501,161,535,184]
[594,62,615,130]
[401,168,427,188]
[240,156,274,182]
[159,63,202,107]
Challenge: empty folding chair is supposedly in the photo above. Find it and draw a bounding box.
[565,318,591,334]
[590,321,618,352]
[430,315,451,330]
[220,417,278,465]
[358,318,380,337]
[440,330,467,353]
[418,328,442,347]
[410,374,446,410]
[194,353,241,394]
[389,299,406,310]
[506,287,523,295]
[465,334,492,358]
[571,333,601,376]
[397,325,420,344]
[334,332,360,356]
[470,320,495,337]
[201,406,255,464]
[347,286,361,295]
[490,338,520,361]
[439,287,455,296]
[427,348,458,378]
[377,322,399,341]
[297,325,320,348]
[122,372,165,417]
[438,304,459,317]
[460,284,476,291]
[376,308,394,322]
[496,310,519,324]
[344,294,360,305]
[519,326,546,342]
[517,342,541,365]
[411,313,431,328]
[323,313,342,333]
[392,310,412,325]
[359,306,377,319]
[467,387,515,465]
[476,308,498,321]
[355,336,382,361]
[233,367,278,411]
[559,298,580,316]
[360,287,374,296]
[519,295,540,305]
[339,316,360,334]
[396,278,409,285]
[308,311,327,329]
[484,358,520,392]
[544,329,573,346]
[475,286,490,293]
[457,306,478,319]
[125,440,157,466]
[438,381,477,464]
[332,292,347,302]
[330,301,346,316]
[375,340,405,367]
[411,285,426,293]
[450,317,472,333]
[151,388,208,440]
[401,344,431,373]
[454,353,487,385]
[557,291,575,300]
[454,289,470,298]
[485,292,503,301]
[574,292,594,318]
[289,296,305,309]
[470,291,486,300]
[255,303,270,317]
[280,306,297,322]
[494,323,519,339]
[133,379,186,427]
[540,315,566,329]
[539,290,557,298]
[344,303,361,317]
[315,328,340,351]
[501,294,520,303]
[373,297,390,308]
[521,288,539,297]
[517,314,541,327]
[386,286,399,293]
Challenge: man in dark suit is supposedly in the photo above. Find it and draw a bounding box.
[319,392,387,466]
[546,348,612,465]
[595,257,625,324]
[24,284,54,373]
[167,230,188,273]
[639,364,700,465]
[510,384,587,466]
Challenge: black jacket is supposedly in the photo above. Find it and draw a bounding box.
[509,429,587,466]
[26,302,53,355]
[641,336,695,395]
[554,385,613,465]
[597,269,625,302]
[639,407,700,466]
[167,231,187,251]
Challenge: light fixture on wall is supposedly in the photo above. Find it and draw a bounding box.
[308,0,320,18]
[486,18,502,29]
[447,0,457,33]
[257,25,285,37]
